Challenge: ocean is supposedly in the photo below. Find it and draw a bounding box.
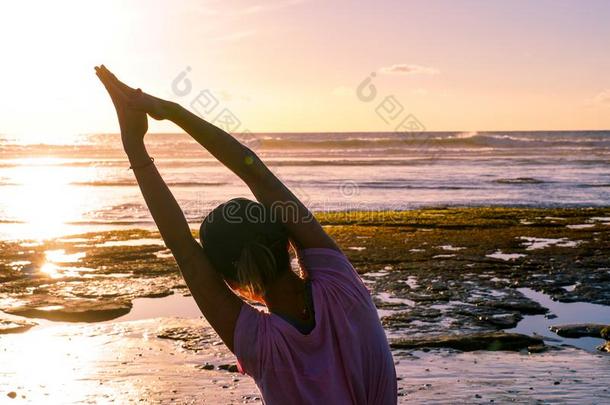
[1,130,609,239]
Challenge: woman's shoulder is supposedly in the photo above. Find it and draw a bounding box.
[297,248,351,274]
[298,248,375,310]
[297,248,362,283]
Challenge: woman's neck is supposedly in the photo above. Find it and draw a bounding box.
[264,270,309,318]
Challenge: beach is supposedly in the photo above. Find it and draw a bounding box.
[1,132,610,402]
[3,0,610,400]
[1,208,610,403]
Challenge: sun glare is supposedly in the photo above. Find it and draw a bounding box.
[6,160,85,240]
[0,0,129,140]
[40,262,62,279]
[39,249,88,278]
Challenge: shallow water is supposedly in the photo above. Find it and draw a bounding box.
[509,288,610,351]
[1,312,609,404]
[105,283,610,354]
[395,347,610,403]
[2,276,610,402]
[113,293,202,322]
[95,238,166,248]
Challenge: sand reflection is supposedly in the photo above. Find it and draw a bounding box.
[0,319,260,403]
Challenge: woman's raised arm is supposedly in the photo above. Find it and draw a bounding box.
[95,65,242,351]
[170,105,338,251]
[102,68,339,251]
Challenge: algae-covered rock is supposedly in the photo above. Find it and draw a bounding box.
[476,313,522,329]
[381,312,414,328]
[527,344,547,354]
[483,300,547,315]
[549,324,610,339]
[4,298,132,322]
[601,326,609,340]
[157,326,218,352]
[390,332,544,352]
[1,208,609,340]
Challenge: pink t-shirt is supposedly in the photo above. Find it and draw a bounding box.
[234,248,397,405]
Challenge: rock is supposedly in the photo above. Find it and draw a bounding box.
[601,326,610,340]
[549,324,610,339]
[484,299,547,315]
[0,318,37,334]
[197,363,215,371]
[597,341,610,353]
[390,332,544,352]
[3,210,610,351]
[381,312,413,328]
[3,298,132,322]
[527,344,547,354]
[40,277,176,302]
[157,326,217,352]
[381,307,442,328]
[218,364,239,373]
[410,307,442,318]
[476,313,521,329]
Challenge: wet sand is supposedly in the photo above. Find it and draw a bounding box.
[1,312,609,403]
[0,318,261,404]
[1,207,610,402]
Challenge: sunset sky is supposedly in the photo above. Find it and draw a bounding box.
[1,0,610,140]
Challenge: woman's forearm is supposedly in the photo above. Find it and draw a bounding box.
[161,102,336,250]
[125,140,198,261]
[168,105,269,186]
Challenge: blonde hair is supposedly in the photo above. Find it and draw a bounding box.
[235,241,282,299]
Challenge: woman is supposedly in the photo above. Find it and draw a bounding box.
[95,65,397,404]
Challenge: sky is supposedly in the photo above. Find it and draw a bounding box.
[1,0,610,140]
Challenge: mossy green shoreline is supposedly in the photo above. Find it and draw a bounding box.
[1,207,609,401]
[317,207,610,299]
[1,207,609,336]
